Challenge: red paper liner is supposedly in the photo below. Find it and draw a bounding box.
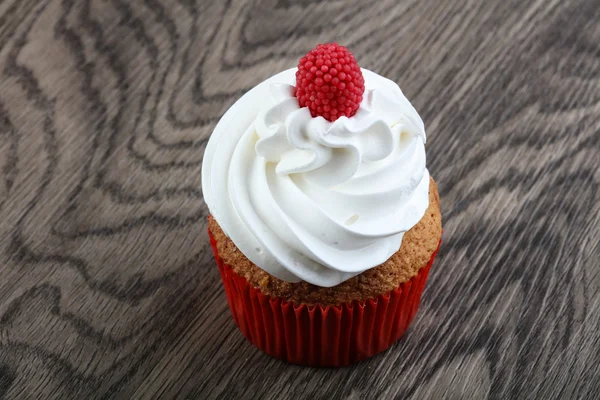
[209,228,440,367]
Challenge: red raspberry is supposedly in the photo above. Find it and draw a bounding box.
[295,43,365,122]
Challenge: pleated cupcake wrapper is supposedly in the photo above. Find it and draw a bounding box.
[209,228,440,367]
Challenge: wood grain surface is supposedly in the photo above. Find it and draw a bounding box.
[0,0,599,398]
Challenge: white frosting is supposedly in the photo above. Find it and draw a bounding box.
[202,68,430,287]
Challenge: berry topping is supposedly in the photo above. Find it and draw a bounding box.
[295,43,365,122]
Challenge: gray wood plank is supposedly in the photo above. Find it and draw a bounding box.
[0,0,598,398]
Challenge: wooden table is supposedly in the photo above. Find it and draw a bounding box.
[0,0,599,398]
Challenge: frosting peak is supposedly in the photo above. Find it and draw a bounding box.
[202,68,430,287]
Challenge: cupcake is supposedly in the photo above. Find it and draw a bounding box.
[202,43,442,367]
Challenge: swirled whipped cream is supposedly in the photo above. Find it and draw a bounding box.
[202,69,430,287]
